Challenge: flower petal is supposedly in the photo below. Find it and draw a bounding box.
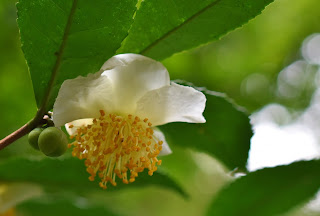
[153,128,172,156]
[65,119,94,136]
[135,83,206,126]
[100,54,170,114]
[53,73,114,127]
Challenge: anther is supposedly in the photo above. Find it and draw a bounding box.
[100,110,105,116]
[69,111,163,189]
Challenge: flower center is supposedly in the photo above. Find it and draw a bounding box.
[68,110,163,189]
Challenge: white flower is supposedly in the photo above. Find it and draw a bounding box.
[53,54,206,189]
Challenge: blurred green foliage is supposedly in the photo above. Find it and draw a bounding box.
[1,0,320,215]
[207,160,320,216]
[163,0,320,111]
[18,198,118,216]
[0,0,37,158]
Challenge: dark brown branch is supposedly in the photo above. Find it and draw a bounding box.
[0,112,47,150]
[0,123,31,150]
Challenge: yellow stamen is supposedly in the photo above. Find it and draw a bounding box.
[69,110,162,189]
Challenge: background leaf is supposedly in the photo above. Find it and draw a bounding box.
[17,0,137,109]
[17,198,118,216]
[0,156,187,197]
[118,0,274,60]
[160,85,252,170]
[207,160,320,216]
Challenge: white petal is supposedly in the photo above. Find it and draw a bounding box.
[153,128,172,156]
[65,119,94,136]
[100,54,170,114]
[53,72,114,127]
[136,83,206,126]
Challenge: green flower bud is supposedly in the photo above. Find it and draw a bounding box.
[38,127,68,157]
[28,128,44,150]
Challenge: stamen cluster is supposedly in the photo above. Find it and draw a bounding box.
[68,110,163,189]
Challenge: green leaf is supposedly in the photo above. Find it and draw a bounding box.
[159,85,252,170]
[207,160,320,216]
[0,156,187,197]
[17,198,118,216]
[118,0,274,60]
[17,0,137,109]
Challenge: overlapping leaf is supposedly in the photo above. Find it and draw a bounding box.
[207,160,320,216]
[119,0,274,60]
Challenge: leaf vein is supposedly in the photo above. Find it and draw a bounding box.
[140,0,222,55]
[40,0,78,111]
[30,22,59,46]
[47,0,67,14]
[69,26,110,36]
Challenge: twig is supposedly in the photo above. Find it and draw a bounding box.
[0,110,46,150]
[0,123,31,150]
